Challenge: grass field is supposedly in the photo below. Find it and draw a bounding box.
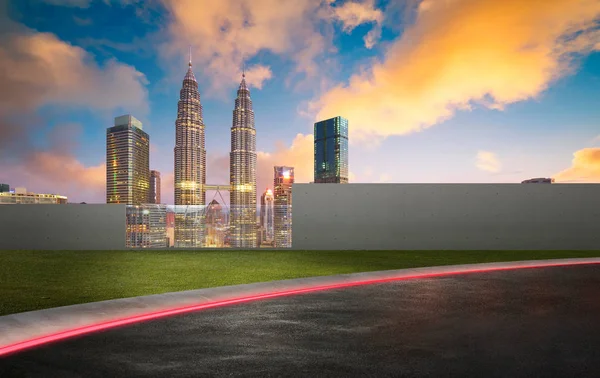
[1,249,599,316]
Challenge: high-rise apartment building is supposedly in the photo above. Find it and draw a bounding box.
[273,166,293,248]
[229,71,257,248]
[260,188,274,244]
[314,116,349,184]
[106,115,150,205]
[174,53,206,247]
[149,170,161,204]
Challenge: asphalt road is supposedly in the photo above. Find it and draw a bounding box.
[1,265,599,377]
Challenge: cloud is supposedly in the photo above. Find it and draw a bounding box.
[204,134,314,205]
[476,151,502,173]
[157,0,328,93]
[157,0,384,94]
[257,133,314,189]
[0,31,148,114]
[73,16,94,26]
[41,0,92,7]
[554,148,600,183]
[237,64,273,89]
[329,0,384,48]
[312,0,600,144]
[0,8,149,203]
[0,124,105,202]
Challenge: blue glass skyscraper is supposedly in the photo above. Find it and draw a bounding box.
[314,116,349,183]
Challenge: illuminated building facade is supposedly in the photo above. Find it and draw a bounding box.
[205,200,226,247]
[149,170,161,204]
[174,53,206,247]
[273,166,293,248]
[0,187,67,204]
[106,115,150,205]
[259,188,274,244]
[126,205,167,248]
[314,116,349,184]
[229,71,257,248]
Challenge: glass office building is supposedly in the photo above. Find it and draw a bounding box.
[106,115,150,205]
[314,116,349,183]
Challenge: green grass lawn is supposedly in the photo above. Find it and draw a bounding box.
[1,249,599,316]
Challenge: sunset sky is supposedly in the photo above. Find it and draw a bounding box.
[0,0,599,204]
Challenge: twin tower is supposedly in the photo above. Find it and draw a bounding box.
[174,58,257,248]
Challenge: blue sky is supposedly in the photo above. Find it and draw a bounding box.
[0,0,599,203]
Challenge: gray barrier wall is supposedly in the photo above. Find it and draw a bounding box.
[1,184,600,251]
[0,204,126,250]
[291,184,600,250]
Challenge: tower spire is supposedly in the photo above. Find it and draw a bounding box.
[188,46,192,67]
[242,60,245,78]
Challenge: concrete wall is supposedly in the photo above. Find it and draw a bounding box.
[291,184,600,250]
[1,184,599,251]
[0,204,126,250]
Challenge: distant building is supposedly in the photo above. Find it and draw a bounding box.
[259,188,275,244]
[205,200,226,248]
[521,178,555,184]
[273,166,294,248]
[0,187,67,204]
[166,210,175,247]
[149,170,161,204]
[314,116,349,184]
[126,205,167,249]
[106,114,150,205]
[0,184,9,193]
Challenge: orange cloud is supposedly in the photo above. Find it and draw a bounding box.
[236,64,273,89]
[158,0,385,92]
[257,133,314,190]
[0,31,148,114]
[554,148,600,183]
[312,0,600,143]
[476,151,502,173]
[0,151,105,202]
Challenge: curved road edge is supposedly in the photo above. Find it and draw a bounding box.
[1,257,599,357]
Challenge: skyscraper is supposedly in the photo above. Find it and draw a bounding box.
[314,116,349,184]
[174,52,206,247]
[273,166,293,248]
[229,71,257,248]
[106,114,150,204]
[174,53,206,206]
[260,188,275,244]
[149,170,161,204]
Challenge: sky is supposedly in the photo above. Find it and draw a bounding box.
[0,0,599,204]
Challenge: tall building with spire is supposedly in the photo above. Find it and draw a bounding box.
[174,50,206,247]
[229,70,257,248]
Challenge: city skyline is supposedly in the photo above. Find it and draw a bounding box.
[1,0,600,204]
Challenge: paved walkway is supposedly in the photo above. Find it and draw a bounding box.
[1,258,599,355]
